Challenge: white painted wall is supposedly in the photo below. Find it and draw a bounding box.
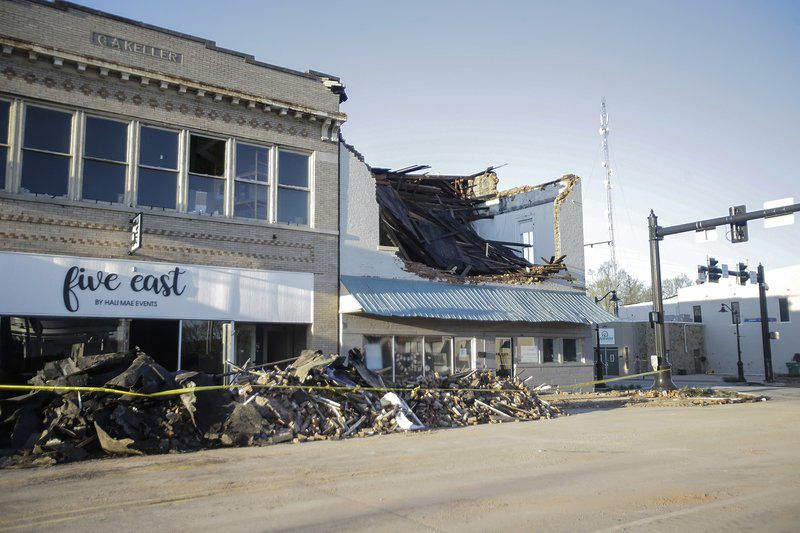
[339,144,418,280]
[621,265,800,377]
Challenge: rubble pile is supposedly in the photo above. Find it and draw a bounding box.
[0,349,560,466]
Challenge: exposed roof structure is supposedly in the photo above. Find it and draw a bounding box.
[374,168,549,276]
[341,276,617,324]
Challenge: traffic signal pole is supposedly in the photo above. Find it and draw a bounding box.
[647,202,800,390]
[757,264,774,382]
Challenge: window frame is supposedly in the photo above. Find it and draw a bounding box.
[232,140,271,222]
[136,123,182,211]
[276,147,313,227]
[19,102,76,198]
[0,98,11,192]
[693,305,703,323]
[185,132,228,216]
[80,113,131,205]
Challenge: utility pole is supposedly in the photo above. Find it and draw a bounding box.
[757,264,774,382]
[647,201,800,390]
[600,98,618,278]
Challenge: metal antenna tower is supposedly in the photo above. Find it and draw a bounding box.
[599,97,618,278]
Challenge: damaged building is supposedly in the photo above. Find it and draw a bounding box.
[0,0,345,384]
[339,142,615,388]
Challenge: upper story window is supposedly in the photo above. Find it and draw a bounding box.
[137,125,179,210]
[188,134,226,215]
[693,305,702,323]
[3,99,315,228]
[277,150,309,226]
[518,218,534,262]
[82,116,128,204]
[21,105,72,197]
[234,142,269,220]
[0,100,9,190]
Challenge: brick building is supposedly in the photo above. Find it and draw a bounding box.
[0,0,346,382]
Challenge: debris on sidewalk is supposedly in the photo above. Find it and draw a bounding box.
[549,387,768,410]
[0,348,560,467]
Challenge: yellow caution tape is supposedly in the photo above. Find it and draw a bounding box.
[0,370,667,399]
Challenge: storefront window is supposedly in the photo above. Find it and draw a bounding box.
[563,338,578,362]
[395,336,424,382]
[542,338,555,363]
[454,338,473,372]
[363,336,393,377]
[424,336,453,375]
[515,337,539,364]
[138,125,178,209]
[2,317,119,383]
[180,320,225,374]
[20,105,72,196]
[83,116,128,203]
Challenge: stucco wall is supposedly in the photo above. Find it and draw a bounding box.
[621,269,799,377]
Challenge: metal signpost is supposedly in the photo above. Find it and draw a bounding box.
[647,201,800,390]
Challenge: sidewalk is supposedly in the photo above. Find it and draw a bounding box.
[606,372,781,389]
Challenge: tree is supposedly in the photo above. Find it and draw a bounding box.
[661,273,692,298]
[587,261,649,314]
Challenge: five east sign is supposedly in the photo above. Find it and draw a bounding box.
[599,327,615,345]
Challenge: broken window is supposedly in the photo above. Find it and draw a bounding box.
[378,219,395,248]
[495,337,513,376]
[454,338,474,372]
[234,143,269,220]
[518,218,534,263]
[20,105,72,197]
[188,134,226,215]
[363,336,393,378]
[424,336,453,375]
[394,336,424,382]
[138,125,179,209]
[82,116,128,203]
[180,320,225,374]
[277,150,309,226]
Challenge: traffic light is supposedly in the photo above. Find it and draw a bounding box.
[736,262,749,285]
[729,205,748,243]
[708,257,722,283]
[697,264,708,283]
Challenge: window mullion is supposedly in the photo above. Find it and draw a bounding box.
[9,99,23,193]
[225,138,235,217]
[70,110,84,201]
[270,146,277,223]
[177,129,188,212]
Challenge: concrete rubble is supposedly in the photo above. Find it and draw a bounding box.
[0,349,561,467]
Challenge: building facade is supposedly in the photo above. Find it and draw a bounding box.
[339,142,614,389]
[0,0,346,382]
[621,265,799,378]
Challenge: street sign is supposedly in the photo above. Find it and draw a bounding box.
[599,327,615,345]
[743,317,776,323]
[129,213,142,255]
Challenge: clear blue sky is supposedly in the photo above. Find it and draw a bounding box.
[79,0,800,282]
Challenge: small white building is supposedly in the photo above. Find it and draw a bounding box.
[621,265,799,378]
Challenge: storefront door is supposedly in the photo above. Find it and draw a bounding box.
[602,348,620,376]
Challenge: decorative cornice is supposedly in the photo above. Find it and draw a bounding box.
[0,36,346,141]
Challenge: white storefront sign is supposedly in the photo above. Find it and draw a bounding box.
[0,251,312,323]
[599,327,615,345]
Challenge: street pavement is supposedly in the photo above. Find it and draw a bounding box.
[0,384,798,532]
